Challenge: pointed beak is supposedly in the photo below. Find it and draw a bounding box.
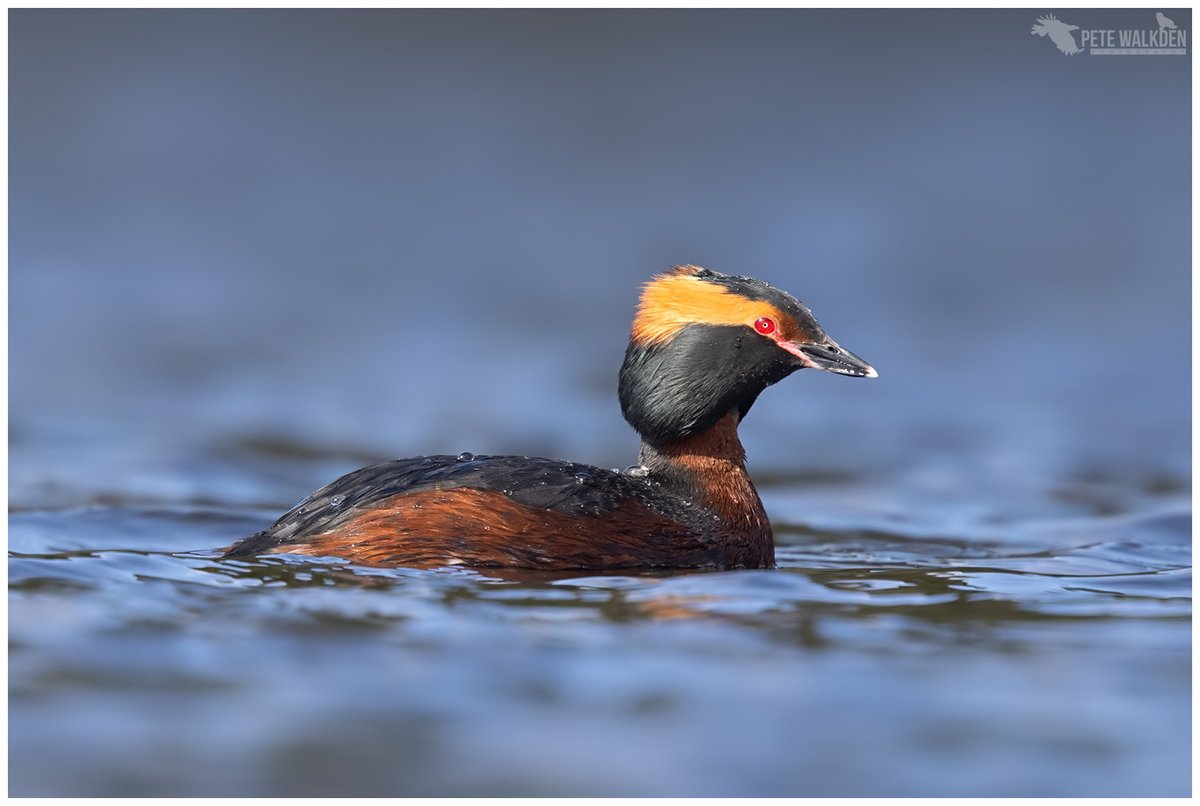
[783,338,878,378]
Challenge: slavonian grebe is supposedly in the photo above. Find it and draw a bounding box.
[223,265,876,570]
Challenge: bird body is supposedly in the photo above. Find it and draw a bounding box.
[1157,12,1177,31]
[223,265,876,570]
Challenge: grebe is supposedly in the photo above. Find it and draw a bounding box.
[223,265,876,570]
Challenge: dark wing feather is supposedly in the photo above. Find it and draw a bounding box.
[225,455,686,557]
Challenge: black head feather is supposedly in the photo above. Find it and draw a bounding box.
[619,323,800,446]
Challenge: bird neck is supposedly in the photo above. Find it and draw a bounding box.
[639,410,747,472]
[638,412,773,563]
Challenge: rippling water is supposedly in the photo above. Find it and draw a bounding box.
[10,451,1190,796]
[9,8,1191,797]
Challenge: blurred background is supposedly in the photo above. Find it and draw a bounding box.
[9,9,1191,797]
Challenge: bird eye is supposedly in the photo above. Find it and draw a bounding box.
[754,317,776,335]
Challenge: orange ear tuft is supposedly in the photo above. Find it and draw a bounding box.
[630,269,789,344]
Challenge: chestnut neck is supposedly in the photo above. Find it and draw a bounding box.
[637,412,774,564]
[638,410,746,472]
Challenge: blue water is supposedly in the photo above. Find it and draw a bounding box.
[9,9,1191,796]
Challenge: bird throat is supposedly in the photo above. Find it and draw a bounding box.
[638,412,773,555]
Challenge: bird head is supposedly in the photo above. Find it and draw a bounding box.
[619,265,876,445]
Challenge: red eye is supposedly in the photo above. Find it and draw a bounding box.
[754,317,776,335]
